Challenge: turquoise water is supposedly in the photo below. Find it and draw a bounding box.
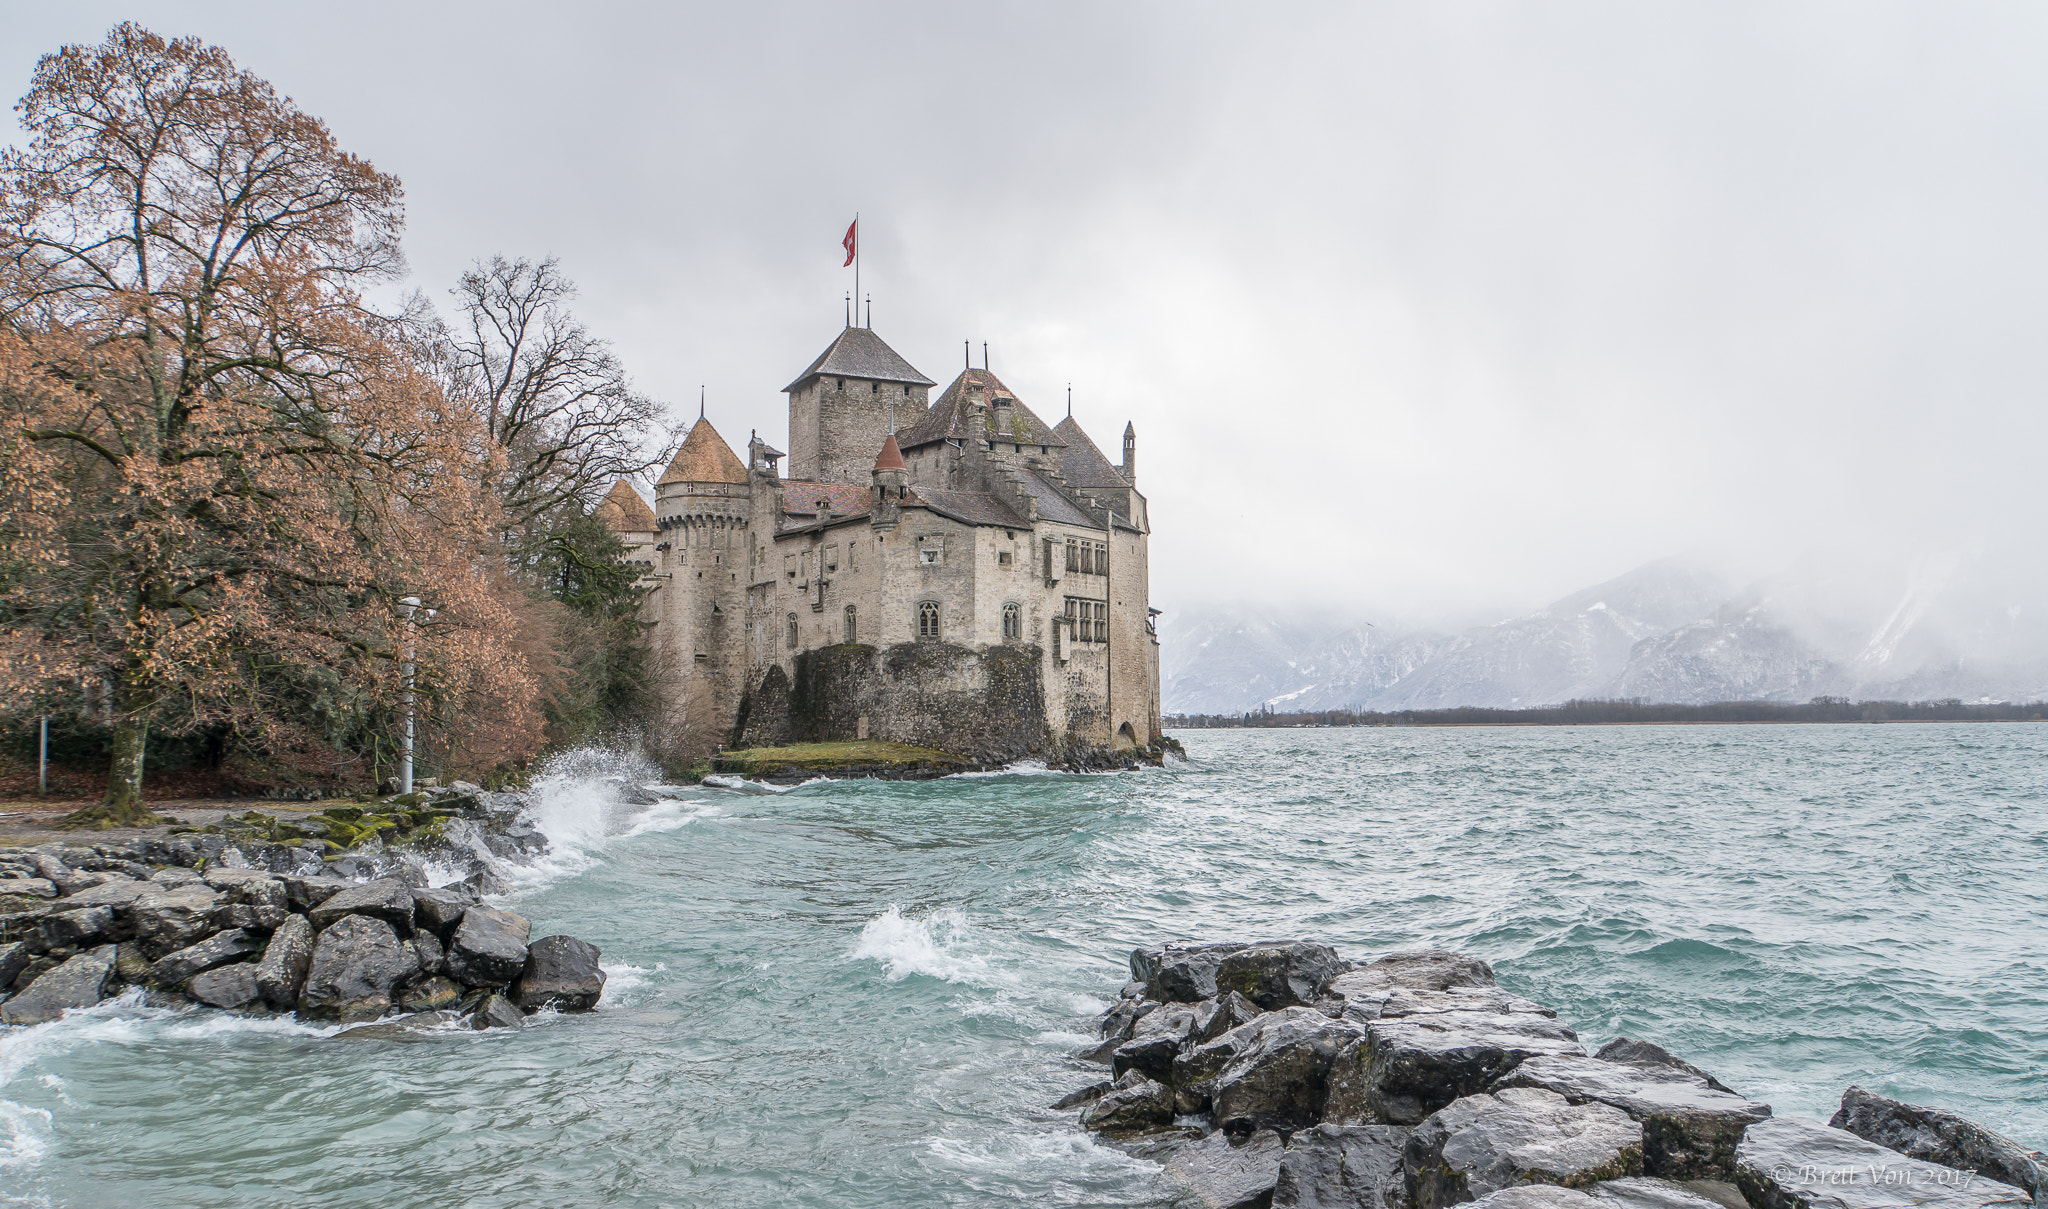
[3,724,2044,1207]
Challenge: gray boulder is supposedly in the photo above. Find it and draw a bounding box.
[1329,1001,1585,1126]
[36,905,115,950]
[1493,1055,1771,1180]
[1115,1003,1200,1083]
[1587,1177,1748,1209]
[1081,1070,1177,1133]
[469,991,525,1029]
[1736,1115,2023,1209]
[254,915,315,1009]
[1209,1007,1367,1135]
[1328,951,1497,1004]
[400,975,464,1013]
[1830,1086,2046,1203]
[1405,1088,1645,1209]
[299,913,414,1021]
[1143,1128,1287,1209]
[1196,991,1266,1044]
[1135,942,1258,1003]
[1218,942,1346,1011]
[409,886,478,936]
[1,946,116,1025]
[308,879,416,934]
[509,935,606,1012]
[148,929,263,986]
[1595,1038,1743,1098]
[0,877,57,899]
[1463,1190,1605,1209]
[0,941,29,992]
[281,873,352,912]
[1052,1080,1114,1110]
[1102,996,1165,1042]
[187,963,262,1009]
[445,906,530,988]
[150,867,202,888]
[126,885,224,959]
[1274,1123,1411,1209]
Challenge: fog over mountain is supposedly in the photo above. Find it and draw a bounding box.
[1163,553,2048,714]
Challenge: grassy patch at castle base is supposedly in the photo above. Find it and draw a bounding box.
[709,741,972,778]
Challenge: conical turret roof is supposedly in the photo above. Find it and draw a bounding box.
[873,433,906,471]
[593,479,658,531]
[657,417,749,485]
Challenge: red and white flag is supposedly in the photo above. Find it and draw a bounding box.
[842,219,858,267]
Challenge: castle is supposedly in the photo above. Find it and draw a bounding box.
[594,323,1162,763]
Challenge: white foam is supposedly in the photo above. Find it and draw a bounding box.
[851,906,1014,987]
[946,761,1056,779]
[596,962,661,1006]
[484,746,723,899]
[700,774,830,794]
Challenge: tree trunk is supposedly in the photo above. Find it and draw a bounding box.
[58,714,161,829]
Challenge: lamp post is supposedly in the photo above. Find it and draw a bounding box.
[396,597,436,794]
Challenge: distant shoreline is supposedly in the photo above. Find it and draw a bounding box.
[1165,697,2048,729]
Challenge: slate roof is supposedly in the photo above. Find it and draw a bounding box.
[658,418,748,485]
[908,487,1031,529]
[783,327,935,392]
[782,481,869,517]
[594,479,657,531]
[898,368,1069,453]
[1016,467,1100,528]
[1050,417,1131,489]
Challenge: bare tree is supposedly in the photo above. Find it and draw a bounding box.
[444,256,671,547]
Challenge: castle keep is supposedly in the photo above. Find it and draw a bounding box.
[594,324,1162,762]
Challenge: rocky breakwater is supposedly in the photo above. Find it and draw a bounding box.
[0,784,605,1033]
[1061,940,2043,1209]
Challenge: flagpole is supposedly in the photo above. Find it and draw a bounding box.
[854,211,861,329]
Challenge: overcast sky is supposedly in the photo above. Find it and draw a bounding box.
[7,2,2044,627]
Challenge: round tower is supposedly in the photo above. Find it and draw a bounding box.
[653,416,752,737]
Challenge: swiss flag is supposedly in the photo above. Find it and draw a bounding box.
[842,219,857,267]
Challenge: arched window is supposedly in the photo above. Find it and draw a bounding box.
[1002,603,1021,641]
[917,601,940,639]
[843,604,858,643]
[786,612,798,649]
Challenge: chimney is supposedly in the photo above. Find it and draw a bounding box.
[1122,422,1137,486]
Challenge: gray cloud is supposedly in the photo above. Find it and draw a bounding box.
[7,1,2044,626]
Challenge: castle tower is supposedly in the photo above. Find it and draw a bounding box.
[1122,422,1137,486]
[783,327,935,486]
[653,417,752,726]
[869,433,908,531]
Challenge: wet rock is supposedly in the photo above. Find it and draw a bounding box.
[149,866,203,889]
[1146,1128,1287,1209]
[187,962,262,1009]
[1081,1070,1177,1133]
[1462,1190,1604,1209]
[445,906,530,988]
[1208,1007,1367,1135]
[214,902,288,933]
[0,941,29,991]
[0,877,58,900]
[1594,1039,1743,1099]
[202,867,286,905]
[1135,942,1257,1003]
[126,885,225,959]
[37,905,115,950]
[409,931,444,978]
[468,991,525,1029]
[1326,951,1497,1014]
[1,946,116,1025]
[1492,1055,1771,1180]
[410,886,478,936]
[1218,942,1346,1011]
[1405,1087,1645,1209]
[1115,1004,1200,1083]
[510,935,606,1013]
[1103,996,1164,1042]
[1829,1086,2047,1203]
[1341,985,1561,1027]
[1329,1003,1586,1126]
[255,915,315,1010]
[1196,991,1267,1044]
[32,853,88,895]
[1053,1080,1115,1110]
[331,1009,462,1041]
[113,942,150,985]
[1273,1122,1411,1209]
[1736,1115,2021,1209]
[308,879,416,935]
[1586,1177,1746,1209]
[299,914,413,1022]
[148,928,263,986]
[281,873,352,913]
[461,865,515,897]
[399,975,463,1013]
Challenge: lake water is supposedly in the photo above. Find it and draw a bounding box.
[3,724,2044,1207]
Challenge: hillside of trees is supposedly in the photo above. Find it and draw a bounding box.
[0,25,686,823]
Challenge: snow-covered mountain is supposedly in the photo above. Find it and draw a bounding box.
[1161,555,2048,713]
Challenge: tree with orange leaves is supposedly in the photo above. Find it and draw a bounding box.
[0,24,541,824]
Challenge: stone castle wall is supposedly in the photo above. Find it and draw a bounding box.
[789,377,930,486]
